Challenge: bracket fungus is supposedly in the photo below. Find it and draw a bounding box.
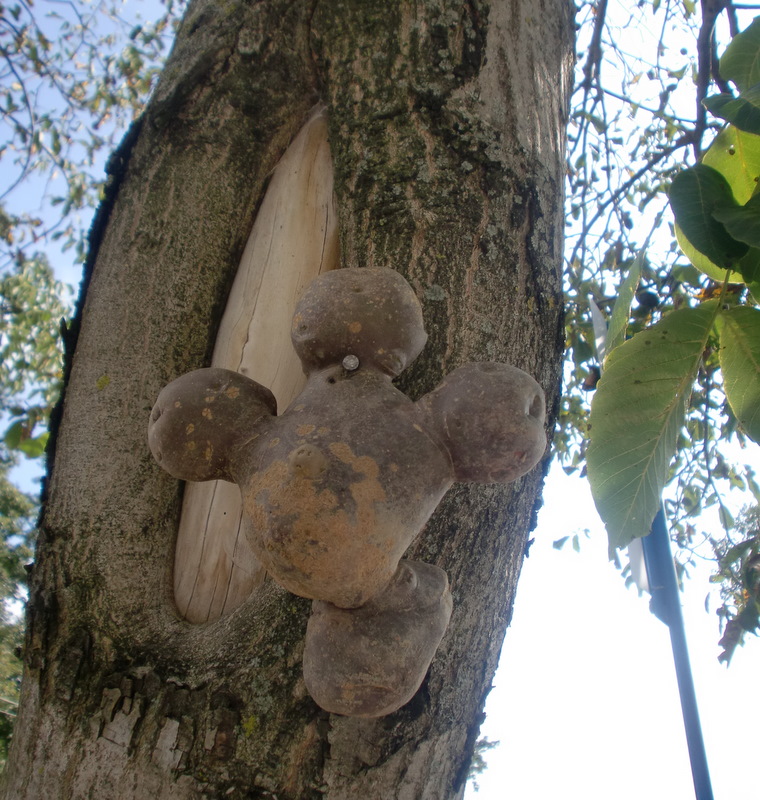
[149,267,546,717]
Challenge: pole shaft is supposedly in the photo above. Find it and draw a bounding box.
[642,508,713,800]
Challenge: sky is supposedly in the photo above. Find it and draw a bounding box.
[463,466,760,799]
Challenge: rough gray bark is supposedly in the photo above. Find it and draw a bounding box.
[2,1,573,798]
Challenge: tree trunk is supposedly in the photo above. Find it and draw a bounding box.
[2,1,573,797]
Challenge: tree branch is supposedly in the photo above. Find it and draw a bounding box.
[696,0,728,157]
[581,0,609,94]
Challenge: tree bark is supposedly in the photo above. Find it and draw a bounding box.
[2,1,573,798]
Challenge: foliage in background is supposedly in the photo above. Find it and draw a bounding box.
[0,253,66,763]
[585,14,760,661]
[1,0,180,269]
[560,1,760,661]
[0,0,185,766]
[0,459,34,762]
[711,504,760,663]
[1,255,69,456]
[466,737,500,793]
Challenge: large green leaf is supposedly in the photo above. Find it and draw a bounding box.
[669,165,748,268]
[703,85,760,136]
[679,125,760,284]
[718,306,760,444]
[703,125,760,204]
[713,193,760,249]
[737,248,760,285]
[720,17,760,93]
[605,251,643,356]
[2,422,23,451]
[587,302,719,553]
[674,223,731,281]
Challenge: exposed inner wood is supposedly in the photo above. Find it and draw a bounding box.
[173,108,339,623]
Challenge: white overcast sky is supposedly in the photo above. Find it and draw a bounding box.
[464,466,760,799]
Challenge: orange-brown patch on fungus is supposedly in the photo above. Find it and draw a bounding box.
[244,444,396,608]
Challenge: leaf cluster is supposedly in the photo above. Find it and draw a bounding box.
[710,504,760,663]
[1,252,68,458]
[670,19,760,292]
[586,17,760,657]
[560,0,714,470]
[466,737,500,792]
[0,0,182,269]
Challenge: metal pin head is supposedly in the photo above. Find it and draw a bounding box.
[342,354,360,372]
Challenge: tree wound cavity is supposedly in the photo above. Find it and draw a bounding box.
[148,267,547,717]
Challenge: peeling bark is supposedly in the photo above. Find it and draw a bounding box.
[2,0,573,798]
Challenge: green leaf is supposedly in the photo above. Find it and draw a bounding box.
[719,601,760,664]
[722,539,755,567]
[719,17,760,93]
[703,86,760,136]
[669,165,748,268]
[2,422,23,450]
[674,223,731,281]
[587,302,720,553]
[713,193,760,250]
[672,263,709,289]
[17,433,48,459]
[718,306,760,444]
[605,252,644,356]
[719,504,736,530]
[737,248,760,285]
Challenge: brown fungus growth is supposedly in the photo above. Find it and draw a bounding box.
[418,362,547,484]
[148,267,546,718]
[148,367,276,483]
[290,267,427,377]
[303,560,453,718]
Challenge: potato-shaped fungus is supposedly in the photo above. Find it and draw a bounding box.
[419,362,546,483]
[148,367,276,483]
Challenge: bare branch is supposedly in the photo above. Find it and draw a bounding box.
[581,0,609,94]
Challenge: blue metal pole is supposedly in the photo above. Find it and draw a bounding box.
[641,508,714,800]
